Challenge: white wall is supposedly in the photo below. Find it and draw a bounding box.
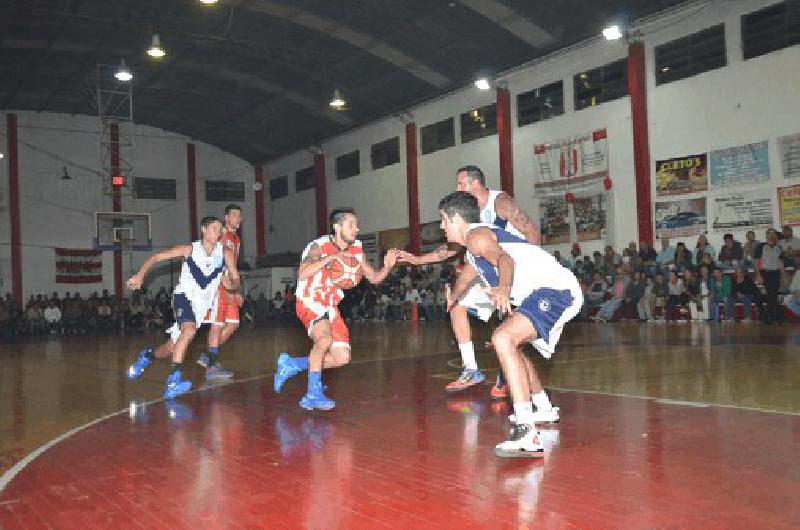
[0,111,256,299]
[263,0,800,262]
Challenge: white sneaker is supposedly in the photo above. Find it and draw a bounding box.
[509,406,560,424]
[494,423,544,458]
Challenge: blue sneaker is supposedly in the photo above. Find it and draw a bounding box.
[299,383,336,411]
[206,364,234,380]
[164,370,192,399]
[274,353,303,393]
[126,349,153,380]
[196,352,210,368]
[445,368,486,393]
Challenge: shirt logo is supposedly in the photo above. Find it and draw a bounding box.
[538,299,551,312]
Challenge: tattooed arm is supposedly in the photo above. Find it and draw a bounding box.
[494,192,540,244]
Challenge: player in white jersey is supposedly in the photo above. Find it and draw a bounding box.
[400,166,546,405]
[125,216,239,399]
[273,208,399,411]
[438,191,582,457]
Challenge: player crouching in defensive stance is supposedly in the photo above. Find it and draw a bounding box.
[125,216,239,399]
[439,192,582,457]
[274,208,399,410]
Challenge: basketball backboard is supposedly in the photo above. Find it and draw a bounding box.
[94,212,152,251]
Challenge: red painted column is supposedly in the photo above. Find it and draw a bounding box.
[6,113,22,304]
[110,123,123,299]
[628,42,653,247]
[314,151,327,237]
[254,164,266,257]
[405,123,421,254]
[496,87,514,196]
[187,143,198,240]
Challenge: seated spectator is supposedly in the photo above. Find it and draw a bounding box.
[743,230,760,270]
[24,302,46,334]
[732,267,759,322]
[666,270,685,320]
[652,271,669,319]
[699,251,716,271]
[592,251,605,276]
[685,267,711,322]
[718,233,744,271]
[581,272,607,319]
[273,292,285,321]
[624,242,641,273]
[673,242,693,273]
[708,267,733,321]
[594,269,628,322]
[622,270,645,319]
[96,298,114,329]
[44,301,62,333]
[404,283,421,319]
[63,293,84,334]
[784,269,800,317]
[602,245,622,274]
[127,295,145,329]
[570,244,582,269]
[694,234,715,268]
[780,225,800,268]
[639,241,657,274]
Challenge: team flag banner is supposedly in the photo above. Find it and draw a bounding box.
[710,190,773,231]
[778,184,800,227]
[55,248,103,284]
[656,154,708,196]
[533,128,608,192]
[779,133,800,180]
[709,141,770,188]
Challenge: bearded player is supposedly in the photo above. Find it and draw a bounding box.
[198,204,242,380]
[274,208,399,410]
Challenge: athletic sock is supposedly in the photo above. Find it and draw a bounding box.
[513,402,535,426]
[307,370,321,393]
[207,347,219,367]
[458,342,477,370]
[531,390,553,411]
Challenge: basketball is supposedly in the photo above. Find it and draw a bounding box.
[327,254,363,289]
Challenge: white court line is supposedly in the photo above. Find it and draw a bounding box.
[0,348,451,494]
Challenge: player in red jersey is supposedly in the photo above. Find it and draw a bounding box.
[274,207,399,410]
[199,204,243,380]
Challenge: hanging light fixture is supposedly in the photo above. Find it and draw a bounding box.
[114,59,133,82]
[147,34,166,58]
[198,0,219,5]
[602,24,623,40]
[474,77,491,90]
[329,89,346,110]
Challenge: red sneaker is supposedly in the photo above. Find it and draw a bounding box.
[490,381,508,400]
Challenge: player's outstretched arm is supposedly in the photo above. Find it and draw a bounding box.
[298,243,337,281]
[127,244,192,290]
[363,249,400,285]
[495,193,540,244]
[397,244,459,266]
[465,228,514,315]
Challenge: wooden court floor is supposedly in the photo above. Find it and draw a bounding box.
[0,320,799,528]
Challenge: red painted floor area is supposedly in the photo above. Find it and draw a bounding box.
[1,354,798,529]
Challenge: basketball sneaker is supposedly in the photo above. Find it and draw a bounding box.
[206,364,234,380]
[196,352,210,368]
[164,370,192,399]
[126,349,152,380]
[494,423,544,458]
[490,373,508,400]
[445,368,485,392]
[509,406,560,424]
[274,353,303,393]
[299,382,335,411]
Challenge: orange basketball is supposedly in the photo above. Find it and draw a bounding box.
[327,254,363,289]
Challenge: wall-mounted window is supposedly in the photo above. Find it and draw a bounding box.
[420,118,455,155]
[269,176,288,199]
[574,58,628,111]
[295,165,316,192]
[742,1,800,60]
[134,177,176,200]
[205,180,245,202]
[371,137,400,170]
[460,103,497,144]
[655,24,726,85]
[517,81,564,127]
[335,150,360,180]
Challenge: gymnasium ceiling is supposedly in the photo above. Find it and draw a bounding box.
[2,0,687,163]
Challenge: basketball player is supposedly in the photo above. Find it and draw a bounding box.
[400,166,546,408]
[198,204,243,380]
[125,216,239,399]
[438,192,581,457]
[273,208,399,410]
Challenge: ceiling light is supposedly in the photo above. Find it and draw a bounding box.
[147,34,165,58]
[474,78,491,90]
[198,0,219,4]
[329,89,346,110]
[114,59,133,82]
[0,153,4,160]
[602,25,623,41]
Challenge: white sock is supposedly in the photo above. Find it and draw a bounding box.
[513,402,535,426]
[458,342,477,370]
[531,391,552,411]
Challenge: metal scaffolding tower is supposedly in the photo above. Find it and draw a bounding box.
[94,64,135,198]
